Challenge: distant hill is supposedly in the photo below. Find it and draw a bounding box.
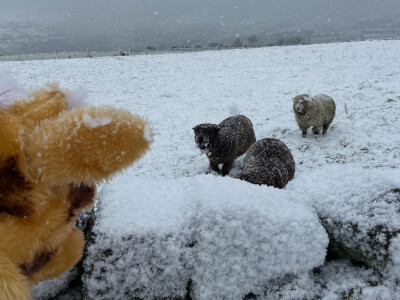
[1,15,399,55]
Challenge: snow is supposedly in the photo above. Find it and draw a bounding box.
[261,260,399,300]
[0,71,28,106]
[2,39,399,298]
[82,112,112,128]
[143,124,154,142]
[287,166,400,230]
[84,175,327,300]
[4,40,399,178]
[65,87,87,108]
[287,165,400,277]
[304,94,312,102]
[227,102,240,115]
[31,268,80,300]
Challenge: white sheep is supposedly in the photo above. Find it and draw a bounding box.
[293,94,336,137]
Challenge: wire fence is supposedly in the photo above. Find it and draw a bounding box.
[0,45,260,62]
[0,50,137,62]
[1,36,398,62]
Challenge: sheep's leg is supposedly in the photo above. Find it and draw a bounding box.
[221,160,234,176]
[209,161,221,174]
[300,127,308,138]
[312,126,321,135]
[322,124,329,135]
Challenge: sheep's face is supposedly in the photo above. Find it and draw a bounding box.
[193,124,220,151]
[293,95,311,116]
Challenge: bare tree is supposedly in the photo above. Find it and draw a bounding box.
[232,37,243,48]
[248,35,258,46]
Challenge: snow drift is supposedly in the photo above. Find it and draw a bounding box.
[287,165,400,278]
[83,175,328,300]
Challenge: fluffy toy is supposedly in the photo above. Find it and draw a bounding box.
[0,79,153,300]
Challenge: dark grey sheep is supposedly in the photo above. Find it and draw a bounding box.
[293,94,336,138]
[239,138,295,189]
[193,115,256,176]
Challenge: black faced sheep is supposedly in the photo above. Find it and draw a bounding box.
[193,115,256,176]
[239,138,295,189]
[293,94,336,138]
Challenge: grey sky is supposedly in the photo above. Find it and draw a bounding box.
[2,0,399,28]
[1,0,399,51]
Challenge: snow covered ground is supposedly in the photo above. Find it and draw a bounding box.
[2,39,400,299]
[3,40,400,175]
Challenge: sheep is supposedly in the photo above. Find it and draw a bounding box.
[293,94,336,138]
[239,138,295,189]
[193,115,256,176]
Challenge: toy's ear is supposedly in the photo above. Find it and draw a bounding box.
[27,106,153,185]
[11,84,69,127]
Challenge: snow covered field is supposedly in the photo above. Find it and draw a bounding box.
[3,40,400,176]
[2,39,400,299]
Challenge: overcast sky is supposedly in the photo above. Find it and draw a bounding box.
[2,0,399,29]
[1,0,399,51]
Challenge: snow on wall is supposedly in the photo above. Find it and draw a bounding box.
[261,260,399,300]
[287,165,400,278]
[83,174,328,300]
[84,176,193,300]
[31,268,79,300]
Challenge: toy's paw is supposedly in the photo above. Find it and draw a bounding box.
[28,229,84,284]
[0,252,31,300]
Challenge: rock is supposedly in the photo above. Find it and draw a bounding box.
[260,260,399,300]
[287,165,400,278]
[82,175,327,300]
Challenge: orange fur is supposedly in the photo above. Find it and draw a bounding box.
[26,106,151,184]
[0,83,152,299]
[0,252,30,300]
[28,229,84,284]
[0,111,23,157]
[11,83,69,127]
